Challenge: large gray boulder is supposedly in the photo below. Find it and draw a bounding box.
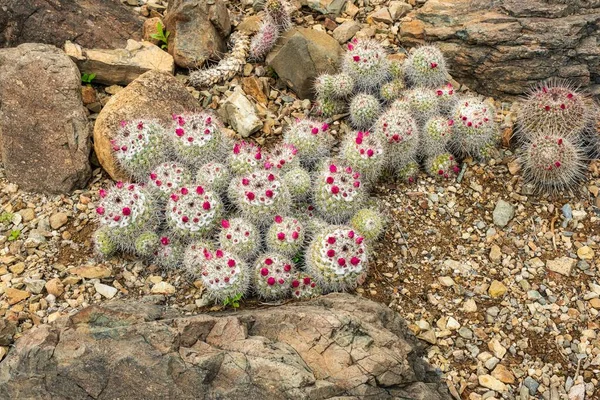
[0,293,451,400]
[399,0,600,99]
[0,43,91,193]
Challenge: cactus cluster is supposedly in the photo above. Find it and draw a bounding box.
[342,39,390,90]
[228,140,263,175]
[516,80,595,193]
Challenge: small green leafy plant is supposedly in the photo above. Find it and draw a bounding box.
[0,212,14,224]
[223,292,243,308]
[8,229,20,241]
[81,73,96,86]
[150,20,170,50]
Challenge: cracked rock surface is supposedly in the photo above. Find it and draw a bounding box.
[0,293,450,400]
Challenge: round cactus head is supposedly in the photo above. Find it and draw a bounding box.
[134,231,159,257]
[166,185,224,239]
[228,140,263,175]
[350,208,385,242]
[314,73,337,99]
[170,112,225,165]
[435,83,458,115]
[341,130,386,184]
[315,96,346,118]
[397,161,420,184]
[185,244,250,303]
[112,120,168,180]
[342,38,390,90]
[253,253,295,300]
[228,169,291,226]
[147,162,191,199]
[521,133,585,193]
[250,19,280,61]
[95,182,158,247]
[349,93,382,129]
[450,97,496,157]
[264,142,300,172]
[196,162,231,194]
[218,217,260,261]
[405,88,440,124]
[283,167,312,200]
[266,215,305,256]
[283,118,333,166]
[422,116,454,157]
[373,108,419,170]
[314,159,366,224]
[405,45,448,88]
[518,80,594,139]
[93,226,117,258]
[293,202,330,236]
[380,79,405,103]
[388,58,405,80]
[290,273,322,300]
[425,152,459,179]
[306,225,368,292]
[152,234,185,270]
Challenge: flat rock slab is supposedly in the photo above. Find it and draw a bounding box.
[65,39,175,86]
[93,70,200,180]
[0,43,91,193]
[0,0,143,49]
[0,293,451,400]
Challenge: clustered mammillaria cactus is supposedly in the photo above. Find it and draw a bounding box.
[449,97,496,159]
[169,113,226,165]
[291,273,322,299]
[218,217,260,261]
[265,142,299,172]
[228,140,263,175]
[341,130,386,185]
[152,234,184,270]
[195,162,231,195]
[282,118,332,165]
[314,160,365,224]
[349,93,382,129]
[350,208,385,242]
[147,162,191,199]
[516,80,597,193]
[283,167,311,199]
[266,215,305,256]
[253,253,295,299]
[166,185,223,239]
[342,38,390,90]
[405,45,448,88]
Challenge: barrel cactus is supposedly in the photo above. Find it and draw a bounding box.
[112,120,168,181]
[266,215,305,256]
[342,39,390,90]
[291,274,322,300]
[166,185,224,239]
[349,93,382,129]
[228,141,263,175]
[218,217,260,261]
[253,253,295,300]
[228,169,291,226]
[283,118,333,166]
[405,45,448,88]
[170,112,226,166]
[306,225,368,292]
[147,162,191,199]
[314,160,366,224]
[341,130,386,184]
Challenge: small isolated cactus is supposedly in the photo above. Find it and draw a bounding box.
[185,245,250,303]
[380,79,405,102]
[283,167,311,200]
[405,88,440,124]
[305,225,368,292]
[250,19,280,61]
[134,231,159,257]
[421,116,453,157]
[350,208,385,242]
[253,253,295,300]
[147,162,191,199]
[196,162,231,195]
[152,234,184,270]
[166,185,224,239]
[228,169,291,226]
[405,45,448,88]
[315,73,355,99]
[290,273,322,300]
[112,120,168,180]
[450,97,496,158]
[373,108,419,170]
[521,133,585,193]
[228,141,263,175]
[95,182,158,248]
[170,112,225,166]
[435,83,458,115]
[397,161,420,184]
[518,80,594,139]
[425,152,459,179]
[265,142,300,172]
[218,217,260,261]
[314,160,366,224]
[315,96,346,118]
[341,130,386,184]
[342,39,390,90]
[266,215,305,256]
[349,93,382,129]
[283,118,333,166]
[93,226,117,258]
